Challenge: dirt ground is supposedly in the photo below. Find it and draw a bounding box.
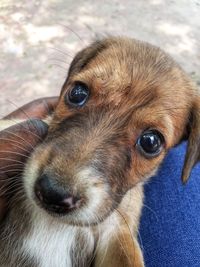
[0,0,200,117]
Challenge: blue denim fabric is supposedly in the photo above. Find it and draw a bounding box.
[140,142,200,267]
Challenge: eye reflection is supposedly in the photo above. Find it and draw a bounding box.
[136,130,164,158]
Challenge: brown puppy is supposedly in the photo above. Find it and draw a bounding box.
[0,37,199,267]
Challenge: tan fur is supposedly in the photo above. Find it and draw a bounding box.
[95,185,144,267]
[1,37,200,267]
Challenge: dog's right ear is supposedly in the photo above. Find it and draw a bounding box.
[181,96,200,183]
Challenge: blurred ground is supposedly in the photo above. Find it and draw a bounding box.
[0,0,200,117]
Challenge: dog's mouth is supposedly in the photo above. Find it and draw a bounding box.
[33,190,116,227]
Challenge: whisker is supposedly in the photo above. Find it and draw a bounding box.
[2,118,43,143]
[136,228,144,254]
[1,186,22,197]
[49,63,68,72]
[56,23,88,45]
[0,180,22,196]
[0,150,30,159]
[2,118,45,144]
[48,57,70,66]
[0,117,21,125]
[42,99,51,118]
[0,158,26,165]
[143,204,158,220]
[0,163,24,171]
[47,46,74,58]
[115,209,140,265]
[5,100,45,140]
[2,129,35,150]
[0,174,24,182]
[0,138,32,154]
[115,209,135,245]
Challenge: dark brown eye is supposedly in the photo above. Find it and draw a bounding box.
[66,83,89,107]
[136,130,164,158]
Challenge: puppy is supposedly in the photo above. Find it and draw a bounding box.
[0,37,199,267]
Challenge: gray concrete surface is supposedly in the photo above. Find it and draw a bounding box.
[0,0,200,117]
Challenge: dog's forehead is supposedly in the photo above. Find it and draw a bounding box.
[68,38,177,99]
[57,37,192,130]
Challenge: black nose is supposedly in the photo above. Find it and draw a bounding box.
[34,174,81,214]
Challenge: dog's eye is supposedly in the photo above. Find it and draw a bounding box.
[136,130,164,158]
[67,83,89,107]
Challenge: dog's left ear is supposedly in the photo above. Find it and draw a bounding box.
[181,96,200,183]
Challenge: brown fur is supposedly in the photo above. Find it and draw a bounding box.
[0,36,200,267]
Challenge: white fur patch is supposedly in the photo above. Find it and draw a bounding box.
[75,167,110,224]
[22,210,94,267]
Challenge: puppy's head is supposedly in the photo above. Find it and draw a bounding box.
[24,37,200,225]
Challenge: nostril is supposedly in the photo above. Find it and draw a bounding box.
[35,187,43,203]
[62,196,82,210]
[34,174,82,214]
[34,174,61,205]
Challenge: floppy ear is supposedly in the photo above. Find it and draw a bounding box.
[181,97,200,183]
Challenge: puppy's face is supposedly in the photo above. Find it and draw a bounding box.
[24,37,200,225]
